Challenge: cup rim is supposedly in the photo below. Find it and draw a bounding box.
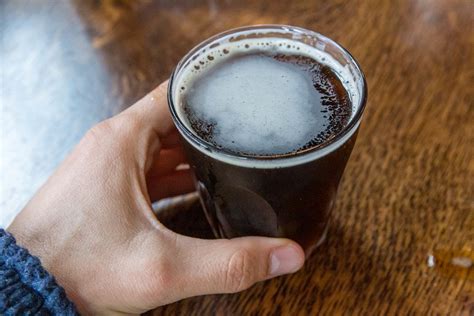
[168,24,367,165]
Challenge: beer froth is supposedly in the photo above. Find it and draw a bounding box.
[176,40,353,157]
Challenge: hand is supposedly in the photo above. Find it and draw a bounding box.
[8,81,305,315]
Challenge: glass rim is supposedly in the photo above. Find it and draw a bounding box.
[168,24,367,164]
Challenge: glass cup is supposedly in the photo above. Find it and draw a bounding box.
[168,25,367,255]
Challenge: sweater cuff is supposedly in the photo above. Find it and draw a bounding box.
[0,228,78,315]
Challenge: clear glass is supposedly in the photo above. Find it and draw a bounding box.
[168,25,367,255]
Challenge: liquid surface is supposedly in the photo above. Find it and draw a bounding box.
[180,51,352,157]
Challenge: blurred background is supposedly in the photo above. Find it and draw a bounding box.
[2,0,470,225]
[3,0,385,227]
[1,1,472,315]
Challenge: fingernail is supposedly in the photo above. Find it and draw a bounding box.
[269,245,304,277]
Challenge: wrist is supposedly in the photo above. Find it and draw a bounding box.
[7,216,88,313]
[0,228,78,314]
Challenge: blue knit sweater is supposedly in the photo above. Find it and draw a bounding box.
[0,229,78,315]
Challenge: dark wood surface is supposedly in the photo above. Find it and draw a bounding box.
[1,0,473,315]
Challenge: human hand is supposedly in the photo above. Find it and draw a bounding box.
[8,81,305,315]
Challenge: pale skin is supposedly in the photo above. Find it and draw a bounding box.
[8,81,305,315]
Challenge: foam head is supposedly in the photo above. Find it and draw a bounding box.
[176,40,352,157]
[188,53,336,155]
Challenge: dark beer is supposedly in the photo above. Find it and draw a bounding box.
[168,26,367,253]
[182,53,352,157]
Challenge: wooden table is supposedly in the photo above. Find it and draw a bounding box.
[2,0,472,314]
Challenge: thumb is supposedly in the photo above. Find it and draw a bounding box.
[170,235,305,298]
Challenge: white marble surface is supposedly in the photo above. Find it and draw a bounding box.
[1,1,116,227]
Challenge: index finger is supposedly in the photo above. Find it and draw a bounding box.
[124,80,177,141]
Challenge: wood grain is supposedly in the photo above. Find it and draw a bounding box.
[1,0,472,315]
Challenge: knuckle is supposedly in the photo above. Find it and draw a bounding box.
[82,115,141,152]
[82,120,114,148]
[141,256,174,301]
[151,81,168,100]
[225,249,255,293]
[114,113,142,136]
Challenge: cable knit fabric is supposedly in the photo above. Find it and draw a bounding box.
[0,229,78,315]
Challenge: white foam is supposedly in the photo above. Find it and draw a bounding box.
[183,54,329,155]
[172,34,364,168]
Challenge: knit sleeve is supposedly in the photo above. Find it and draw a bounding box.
[0,228,78,315]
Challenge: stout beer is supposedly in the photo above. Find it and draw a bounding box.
[168,25,367,253]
